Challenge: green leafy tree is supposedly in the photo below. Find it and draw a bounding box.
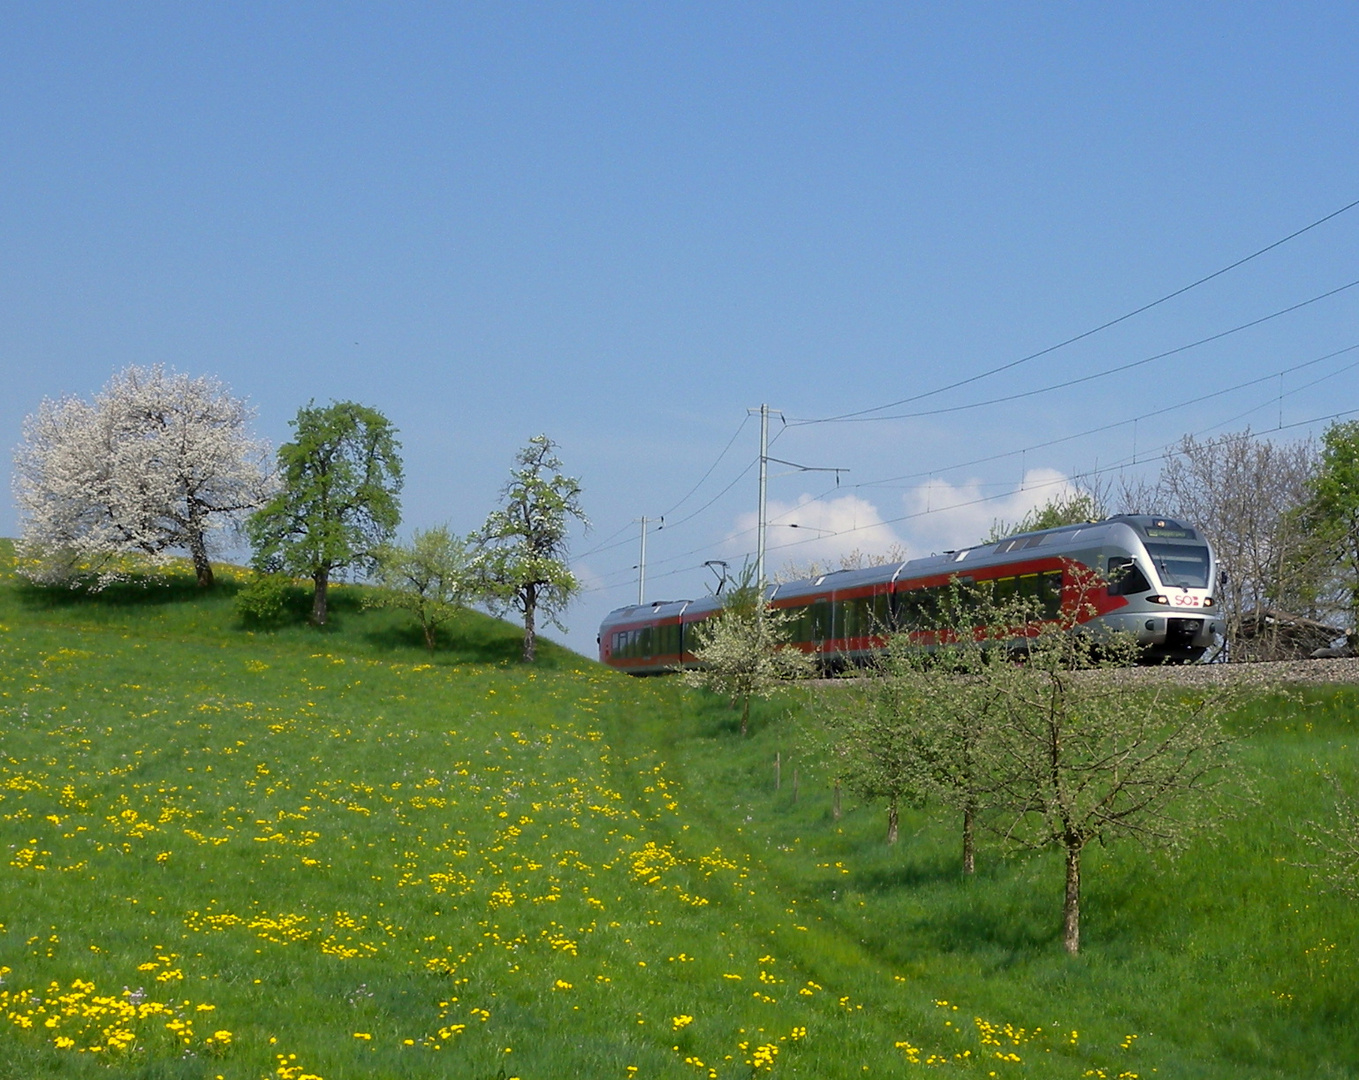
[477,435,587,663]
[684,575,815,737]
[369,526,475,651]
[987,488,1104,542]
[247,401,403,626]
[1305,420,1359,643]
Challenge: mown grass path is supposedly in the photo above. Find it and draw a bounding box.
[0,566,1356,1078]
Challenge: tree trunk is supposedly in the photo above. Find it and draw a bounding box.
[833,779,841,821]
[423,621,436,652]
[886,796,899,844]
[1062,841,1082,955]
[962,800,976,875]
[522,583,537,663]
[740,695,750,737]
[312,566,330,626]
[188,527,214,588]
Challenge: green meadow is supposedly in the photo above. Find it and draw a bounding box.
[0,547,1356,1079]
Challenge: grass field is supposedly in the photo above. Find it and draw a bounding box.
[0,547,1356,1078]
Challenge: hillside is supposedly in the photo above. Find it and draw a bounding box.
[0,552,1356,1078]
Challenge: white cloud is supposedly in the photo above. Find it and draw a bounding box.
[898,468,1075,553]
[727,492,910,572]
[718,467,1078,581]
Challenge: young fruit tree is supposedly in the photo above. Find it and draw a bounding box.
[683,577,815,737]
[1303,781,1359,899]
[247,401,403,626]
[477,435,587,663]
[892,581,1034,871]
[984,623,1241,955]
[369,526,476,651]
[811,579,1032,864]
[12,365,273,588]
[812,644,935,844]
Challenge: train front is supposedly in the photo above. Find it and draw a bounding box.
[1096,517,1223,662]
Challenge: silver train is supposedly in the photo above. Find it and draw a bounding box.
[599,515,1222,674]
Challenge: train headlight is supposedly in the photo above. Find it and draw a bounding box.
[1203,597,1214,607]
[1148,595,1169,605]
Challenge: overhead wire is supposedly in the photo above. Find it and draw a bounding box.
[743,404,1359,563]
[585,363,1359,600]
[581,200,1359,601]
[736,340,1359,554]
[574,415,755,561]
[789,276,1359,424]
[844,341,1359,492]
[583,357,1359,597]
[792,195,1359,425]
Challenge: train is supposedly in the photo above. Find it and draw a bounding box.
[598,514,1222,674]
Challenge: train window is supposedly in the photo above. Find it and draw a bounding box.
[852,597,873,638]
[836,600,857,640]
[1107,557,1152,596]
[992,576,1018,604]
[871,592,893,633]
[810,600,831,642]
[1040,571,1062,618]
[1144,543,1210,589]
[894,590,917,629]
[896,587,941,630]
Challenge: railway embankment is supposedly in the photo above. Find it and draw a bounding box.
[816,655,1359,690]
[1093,655,1359,689]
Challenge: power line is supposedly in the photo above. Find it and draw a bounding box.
[576,415,756,561]
[793,195,1359,425]
[580,401,1359,601]
[583,378,1359,599]
[790,276,1359,424]
[743,404,1359,561]
[658,415,751,518]
[843,341,1359,492]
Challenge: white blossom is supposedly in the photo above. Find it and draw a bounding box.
[13,365,273,587]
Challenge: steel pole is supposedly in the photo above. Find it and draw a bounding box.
[756,404,768,589]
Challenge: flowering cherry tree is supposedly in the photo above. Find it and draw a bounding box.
[13,365,273,588]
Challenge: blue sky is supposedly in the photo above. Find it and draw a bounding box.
[4,4,1358,655]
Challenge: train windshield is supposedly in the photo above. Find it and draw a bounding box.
[1144,542,1210,589]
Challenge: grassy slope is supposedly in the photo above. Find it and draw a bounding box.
[0,549,1355,1078]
